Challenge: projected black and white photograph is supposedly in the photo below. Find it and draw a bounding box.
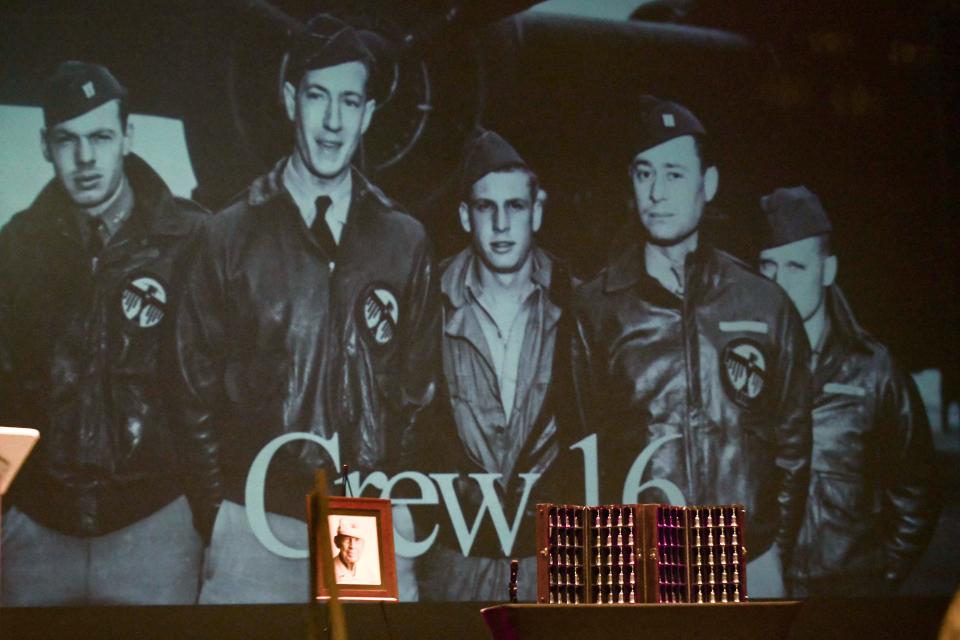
[328,514,381,586]
[0,2,958,636]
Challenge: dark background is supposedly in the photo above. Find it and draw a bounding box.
[3,0,955,372]
[1,0,958,600]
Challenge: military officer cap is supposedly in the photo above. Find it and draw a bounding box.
[760,186,833,249]
[42,61,127,128]
[336,518,363,539]
[630,95,707,156]
[285,14,378,96]
[459,127,530,197]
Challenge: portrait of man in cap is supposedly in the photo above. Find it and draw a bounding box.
[330,516,380,585]
[570,96,813,596]
[408,128,576,601]
[0,61,207,605]
[757,186,940,597]
[174,15,440,603]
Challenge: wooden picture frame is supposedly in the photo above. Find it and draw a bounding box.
[307,495,398,602]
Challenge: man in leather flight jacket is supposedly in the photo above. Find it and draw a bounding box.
[174,17,440,602]
[758,186,940,596]
[571,97,812,597]
[0,62,206,605]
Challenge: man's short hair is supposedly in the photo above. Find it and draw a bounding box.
[42,61,129,129]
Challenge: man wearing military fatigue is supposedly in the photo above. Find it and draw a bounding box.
[757,186,940,596]
[412,129,575,600]
[570,96,812,596]
[174,16,440,603]
[0,62,206,605]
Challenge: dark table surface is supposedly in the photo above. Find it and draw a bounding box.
[0,597,952,640]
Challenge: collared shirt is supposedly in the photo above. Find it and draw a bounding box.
[282,159,352,243]
[440,246,561,481]
[644,242,686,296]
[809,315,830,372]
[333,554,357,582]
[333,552,378,584]
[464,259,539,418]
[76,176,135,247]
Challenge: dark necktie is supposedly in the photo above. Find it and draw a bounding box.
[310,195,337,259]
[87,216,105,256]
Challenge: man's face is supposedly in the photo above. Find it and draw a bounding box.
[336,534,364,565]
[630,135,717,246]
[758,236,836,321]
[284,61,374,181]
[459,170,542,274]
[42,99,131,209]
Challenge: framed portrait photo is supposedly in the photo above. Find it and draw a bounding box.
[307,495,398,602]
[0,426,40,495]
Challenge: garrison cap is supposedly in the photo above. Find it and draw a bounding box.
[459,128,529,197]
[630,95,706,158]
[336,518,363,539]
[285,15,377,94]
[760,186,833,249]
[42,61,127,128]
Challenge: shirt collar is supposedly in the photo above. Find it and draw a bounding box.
[443,246,560,352]
[448,246,552,310]
[604,237,713,294]
[823,285,873,355]
[644,242,686,296]
[282,158,353,226]
[76,175,134,241]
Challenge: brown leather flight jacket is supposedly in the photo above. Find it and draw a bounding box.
[174,161,440,535]
[787,286,940,594]
[570,241,812,560]
[0,155,207,536]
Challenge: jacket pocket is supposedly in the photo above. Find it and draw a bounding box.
[802,470,879,575]
[812,469,871,522]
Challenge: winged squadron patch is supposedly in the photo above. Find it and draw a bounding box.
[358,283,399,346]
[121,275,168,329]
[721,338,768,408]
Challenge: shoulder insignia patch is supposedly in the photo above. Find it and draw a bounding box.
[121,274,168,329]
[357,283,400,347]
[721,338,769,408]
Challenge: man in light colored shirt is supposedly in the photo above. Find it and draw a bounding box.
[331,518,379,585]
[412,128,575,601]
